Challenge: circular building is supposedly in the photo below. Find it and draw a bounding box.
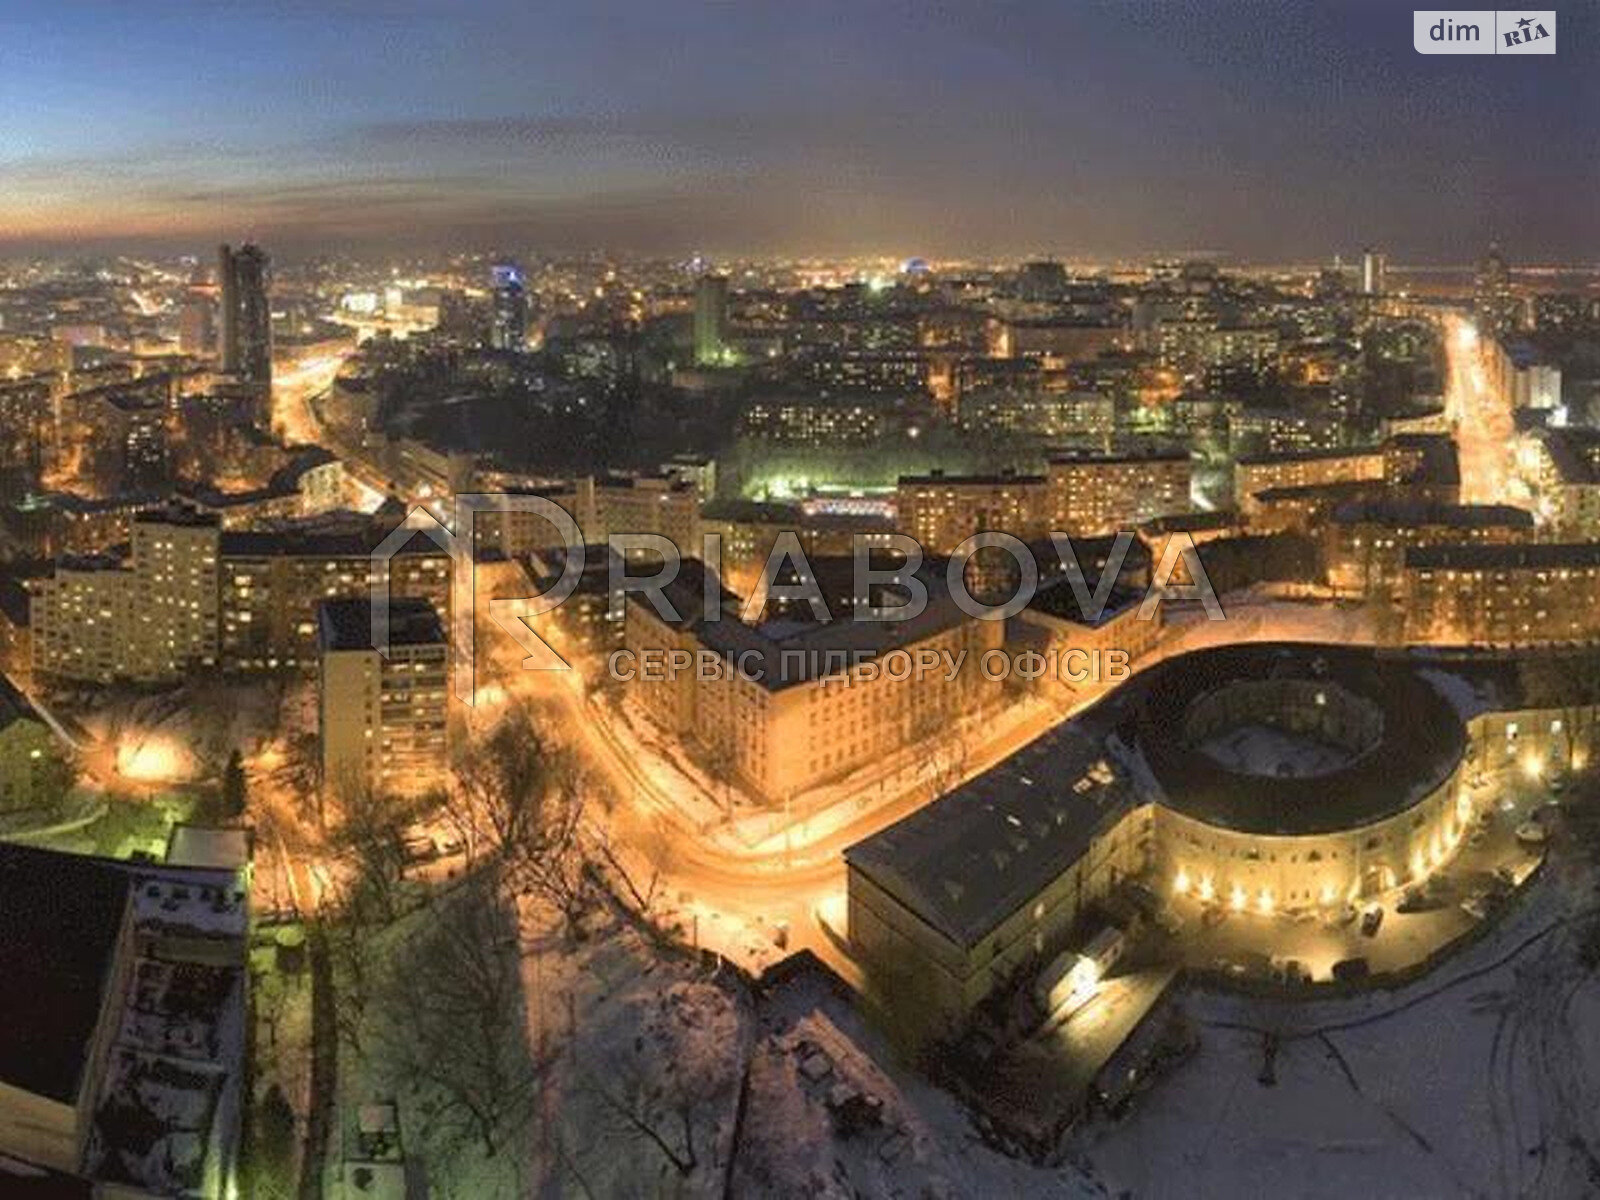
[1135,644,1472,910]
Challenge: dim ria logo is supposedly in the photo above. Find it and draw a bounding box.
[1414,10,1556,54]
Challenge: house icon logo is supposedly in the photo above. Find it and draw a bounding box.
[1501,12,1554,51]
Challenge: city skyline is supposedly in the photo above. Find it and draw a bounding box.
[3,0,1598,260]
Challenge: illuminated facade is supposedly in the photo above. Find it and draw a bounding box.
[31,514,450,681]
[219,526,451,672]
[31,510,220,685]
[1045,451,1192,535]
[623,559,1004,803]
[1235,447,1385,517]
[844,645,1559,1038]
[894,470,1050,556]
[317,597,449,800]
[1324,501,1534,598]
[1401,542,1600,646]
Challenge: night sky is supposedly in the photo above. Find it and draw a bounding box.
[1,0,1596,260]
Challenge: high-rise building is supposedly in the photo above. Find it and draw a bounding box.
[693,273,729,366]
[31,509,221,684]
[178,289,216,356]
[489,262,529,352]
[1360,247,1386,296]
[218,243,272,389]
[317,596,449,799]
[1474,241,1518,336]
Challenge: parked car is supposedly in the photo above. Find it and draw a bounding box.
[1332,957,1371,982]
[1515,821,1548,845]
[1461,895,1489,921]
[1360,905,1384,937]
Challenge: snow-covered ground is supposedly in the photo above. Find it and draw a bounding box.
[1196,722,1352,779]
[1078,859,1600,1199]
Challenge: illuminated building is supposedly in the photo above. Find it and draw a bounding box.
[317,596,448,800]
[1018,577,1163,685]
[1521,428,1600,536]
[0,375,54,500]
[737,394,901,446]
[1324,501,1534,598]
[468,478,597,558]
[1157,319,1278,387]
[1234,447,1385,518]
[1402,542,1600,646]
[31,510,220,685]
[131,508,222,677]
[895,470,1050,556]
[178,290,216,357]
[845,645,1541,1038]
[1225,406,1344,457]
[219,524,451,672]
[218,242,272,396]
[700,499,897,593]
[1474,241,1520,337]
[1381,433,1461,501]
[622,558,1004,804]
[0,674,65,812]
[594,473,701,552]
[31,513,450,680]
[1003,319,1124,366]
[1046,451,1192,535]
[957,388,1114,441]
[489,261,529,352]
[1360,246,1386,296]
[693,273,730,366]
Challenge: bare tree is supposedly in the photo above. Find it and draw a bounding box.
[375,879,540,1159]
[448,705,562,866]
[1518,652,1600,774]
[326,770,416,925]
[449,707,594,937]
[701,738,737,816]
[581,985,748,1183]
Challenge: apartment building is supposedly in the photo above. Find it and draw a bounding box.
[1402,543,1600,647]
[1046,452,1192,535]
[895,470,1050,555]
[623,558,1005,803]
[317,597,449,800]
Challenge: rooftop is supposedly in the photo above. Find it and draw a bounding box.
[845,700,1138,949]
[1406,542,1600,571]
[0,844,134,1103]
[318,596,445,653]
[1135,644,1466,836]
[1329,501,1533,529]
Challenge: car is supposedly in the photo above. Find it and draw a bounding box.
[1515,821,1548,845]
[1271,957,1310,985]
[1461,896,1489,921]
[1397,888,1433,914]
[1360,905,1384,937]
[1331,957,1371,983]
